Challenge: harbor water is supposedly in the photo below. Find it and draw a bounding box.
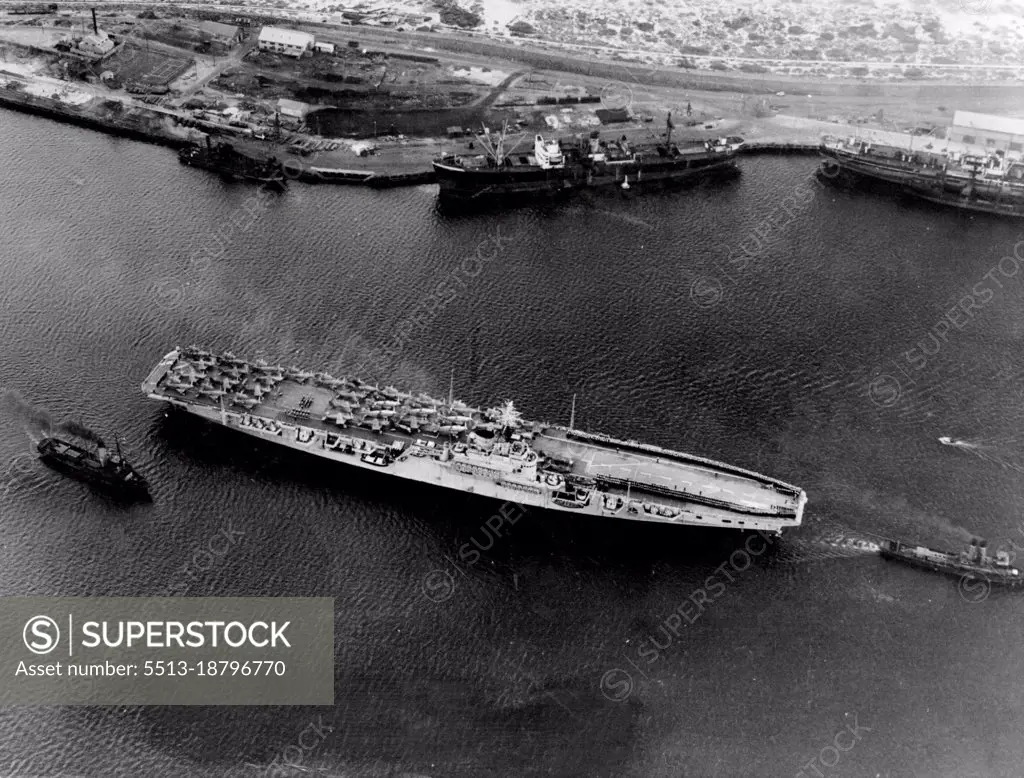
[2,109,1024,777]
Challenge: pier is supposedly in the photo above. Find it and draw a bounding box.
[737,142,820,155]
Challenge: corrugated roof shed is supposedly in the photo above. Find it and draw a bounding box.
[952,110,1024,137]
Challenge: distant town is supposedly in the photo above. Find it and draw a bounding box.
[6,0,1023,82]
[520,0,1024,79]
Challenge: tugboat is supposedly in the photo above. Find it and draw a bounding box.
[879,537,1024,587]
[37,435,150,500]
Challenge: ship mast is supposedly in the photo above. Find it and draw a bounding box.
[475,120,526,166]
[448,368,454,408]
[666,111,673,148]
[569,393,576,431]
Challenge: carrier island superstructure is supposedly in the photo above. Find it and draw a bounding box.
[143,347,807,534]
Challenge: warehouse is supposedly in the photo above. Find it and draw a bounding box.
[257,26,314,58]
[947,111,1024,154]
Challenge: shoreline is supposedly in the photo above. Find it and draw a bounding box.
[0,86,830,189]
[2,8,1022,192]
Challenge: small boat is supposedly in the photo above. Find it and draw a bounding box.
[939,436,977,448]
[360,449,390,467]
[880,537,1024,587]
[37,436,150,500]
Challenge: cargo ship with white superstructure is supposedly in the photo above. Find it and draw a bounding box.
[142,347,806,534]
[433,115,740,201]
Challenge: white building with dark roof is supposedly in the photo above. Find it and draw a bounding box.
[277,98,310,119]
[79,33,115,56]
[258,26,314,57]
[948,111,1024,153]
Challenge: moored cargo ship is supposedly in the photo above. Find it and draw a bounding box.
[142,347,806,533]
[179,137,287,189]
[820,136,1024,218]
[433,116,739,201]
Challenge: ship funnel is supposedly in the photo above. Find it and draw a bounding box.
[97,446,108,466]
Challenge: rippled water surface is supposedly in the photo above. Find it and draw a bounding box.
[2,110,1024,777]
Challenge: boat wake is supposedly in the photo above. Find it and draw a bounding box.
[772,523,882,565]
[938,435,1024,474]
[939,436,980,449]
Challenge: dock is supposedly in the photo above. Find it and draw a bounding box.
[737,142,820,155]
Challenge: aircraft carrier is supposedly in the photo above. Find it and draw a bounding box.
[142,347,806,533]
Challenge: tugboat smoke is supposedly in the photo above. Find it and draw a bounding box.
[58,420,105,448]
[3,391,105,447]
[3,390,54,436]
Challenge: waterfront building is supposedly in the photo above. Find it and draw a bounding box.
[947,111,1024,156]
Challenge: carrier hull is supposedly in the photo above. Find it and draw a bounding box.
[143,348,806,534]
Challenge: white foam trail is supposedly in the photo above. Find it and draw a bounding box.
[939,436,981,450]
[773,521,882,565]
[941,439,1024,474]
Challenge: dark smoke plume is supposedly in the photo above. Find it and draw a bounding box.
[58,420,105,448]
[3,390,54,433]
[3,392,107,447]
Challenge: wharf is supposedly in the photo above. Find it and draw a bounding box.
[0,83,830,190]
[738,142,819,155]
[0,84,193,149]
